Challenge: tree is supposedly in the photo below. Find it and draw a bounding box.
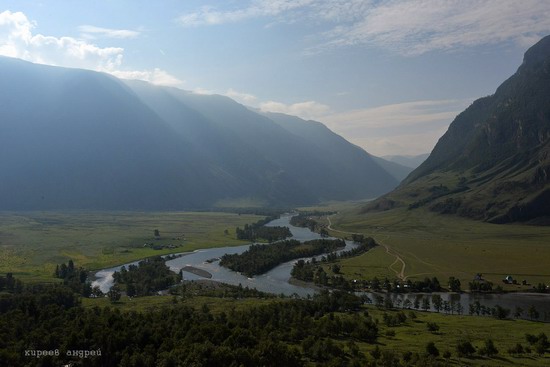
[421,297,431,311]
[493,305,510,320]
[432,295,443,312]
[448,276,461,292]
[426,342,439,357]
[456,302,464,315]
[154,229,160,238]
[108,285,121,303]
[68,259,75,274]
[514,306,523,318]
[413,296,421,310]
[370,345,381,360]
[126,283,137,297]
[479,339,498,357]
[91,286,103,298]
[331,264,341,274]
[528,305,540,320]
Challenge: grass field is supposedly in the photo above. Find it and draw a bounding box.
[327,206,550,288]
[83,293,550,366]
[0,211,261,281]
[366,307,550,366]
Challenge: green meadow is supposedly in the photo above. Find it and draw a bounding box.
[82,294,550,366]
[365,307,550,367]
[0,211,261,281]
[328,206,550,287]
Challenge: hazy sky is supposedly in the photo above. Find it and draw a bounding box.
[1,1,550,156]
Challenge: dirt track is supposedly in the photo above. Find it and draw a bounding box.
[326,215,407,280]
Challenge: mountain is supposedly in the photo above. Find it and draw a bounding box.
[259,111,411,182]
[368,156,413,182]
[363,36,550,224]
[0,57,399,210]
[381,153,429,169]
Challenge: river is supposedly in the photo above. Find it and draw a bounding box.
[92,214,357,296]
[92,214,550,319]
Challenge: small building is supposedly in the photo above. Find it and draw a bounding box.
[503,275,514,284]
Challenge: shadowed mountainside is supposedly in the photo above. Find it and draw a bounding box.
[0,57,399,210]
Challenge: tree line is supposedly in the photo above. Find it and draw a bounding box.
[0,275,382,367]
[112,256,181,297]
[235,216,291,242]
[220,239,345,277]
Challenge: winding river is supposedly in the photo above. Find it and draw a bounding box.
[92,215,550,319]
[92,214,357,296]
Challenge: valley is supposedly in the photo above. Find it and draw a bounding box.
[1,13,550,366]
[324,207,550,289]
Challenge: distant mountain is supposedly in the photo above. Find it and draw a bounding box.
[369,156,413,182]
[381,153,429,169]
[364,35,550,224]
[0,57,399,210]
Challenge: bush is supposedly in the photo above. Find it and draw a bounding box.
[507,343,524,355]
[426,322,439,332]
[456,340,475,357]
[426,342,439,357]
[479,339,498,357]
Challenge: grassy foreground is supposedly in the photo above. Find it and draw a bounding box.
[83,294,550,366]
[0,211,261,281]
[327,206,550,287]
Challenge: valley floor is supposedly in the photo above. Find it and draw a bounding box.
[324,207,550,290]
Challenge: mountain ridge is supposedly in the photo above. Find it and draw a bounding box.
[0,56,399,210]
[363,35,550,224]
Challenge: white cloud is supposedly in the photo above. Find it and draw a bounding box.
[324,99,469,130]
[111,68,183,86]
[78,25,140,39]
[314,0,550,55]
[192,87,215,95]
[321,99,472,155]
[225,88,258,104]
[0,10,181,86]
[177,1,550,55]
[351,128,449,156]
[260,100,330,120]
[177,0,314,27]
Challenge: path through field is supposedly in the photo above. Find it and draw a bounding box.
[326,215,407,280]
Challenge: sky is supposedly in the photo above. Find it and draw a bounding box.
[1,1,550,156]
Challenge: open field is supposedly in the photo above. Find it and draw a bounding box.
[329,206,550,288]
[366,307,550,366]
[0,211,261,281]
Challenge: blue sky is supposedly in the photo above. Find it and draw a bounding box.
[1,1,550,155]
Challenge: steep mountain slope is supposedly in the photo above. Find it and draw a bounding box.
[259,111,404,186]
[0,57,399,210]
[364,36,550,223]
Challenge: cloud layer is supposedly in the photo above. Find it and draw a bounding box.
[178,0,550,55]
[78,25,140,39]
[0,10,181,86]
[323,99,472,155]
